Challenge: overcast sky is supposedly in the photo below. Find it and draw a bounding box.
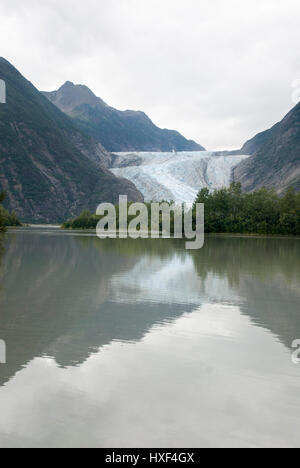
[0,0,299,150]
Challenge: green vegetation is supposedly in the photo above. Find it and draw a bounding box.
[62,201,181,232]
[194,183,300,235]
[63,183,300,236]
[62,204,154,230]
[0,191,22,231]
[62,209,100,229]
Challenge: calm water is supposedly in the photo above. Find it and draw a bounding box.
[0,228,300,448]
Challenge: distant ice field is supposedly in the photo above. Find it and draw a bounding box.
[111,151,249,204]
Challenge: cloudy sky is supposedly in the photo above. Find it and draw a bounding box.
[0,0,299,150]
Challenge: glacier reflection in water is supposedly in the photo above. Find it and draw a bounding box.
[111,151,250,203]
[0,230,300,448]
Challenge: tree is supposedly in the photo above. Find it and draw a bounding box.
[192,184,299,235]
[0,192,21,230]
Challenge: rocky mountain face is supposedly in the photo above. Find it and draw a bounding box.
[0,58,143,223]
[43,82,205,152]
[234,102,300,193]
[240,123,280,155]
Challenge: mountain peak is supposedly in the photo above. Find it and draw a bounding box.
[43,81,106,113]
[0,59,143,222]
[60,81,75,89]
[43,83,206,152]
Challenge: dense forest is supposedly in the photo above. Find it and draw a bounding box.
[0,191,22,231]
[62,183,300,236]
[194,183,300,235]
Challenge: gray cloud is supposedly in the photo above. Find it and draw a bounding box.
[0,0,299,149]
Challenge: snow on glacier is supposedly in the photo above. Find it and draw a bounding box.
[111,151,250,204]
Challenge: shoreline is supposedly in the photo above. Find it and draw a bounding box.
[8,226,300,241]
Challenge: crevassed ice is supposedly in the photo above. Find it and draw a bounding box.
[111,151,249,203]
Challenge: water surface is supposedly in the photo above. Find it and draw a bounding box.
[0,228,299,448]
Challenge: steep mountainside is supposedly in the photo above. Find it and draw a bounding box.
[0,58,142,223]
[234,102,300,193]
[241,123,280,155]
[43,82,205,152]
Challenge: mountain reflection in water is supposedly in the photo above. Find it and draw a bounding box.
[0,229,300,448]
[0,230,299,386]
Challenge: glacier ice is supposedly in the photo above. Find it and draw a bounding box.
[111,151,250,203]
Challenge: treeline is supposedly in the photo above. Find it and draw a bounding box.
[62,202,180,231]
[62,210,102,230]
[194,183,300,235]
[62,204,154,230]
[62,184,300,236]
[0,191,22,231]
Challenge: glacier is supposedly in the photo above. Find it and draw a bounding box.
[111,151,250,204]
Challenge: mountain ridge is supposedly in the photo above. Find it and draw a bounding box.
[240,122,281,155]
[0,58,143,223]
[43,82,206,152]
[234,101,300,193]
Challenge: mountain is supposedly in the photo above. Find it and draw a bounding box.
[0,58,142,223]
[234,102,300,193]
[43,82,205,152]
[240,123,280,155]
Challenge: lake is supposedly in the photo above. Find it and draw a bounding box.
[0,227,300,448]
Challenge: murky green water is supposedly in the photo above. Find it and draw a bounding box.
[0,228,300,448]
